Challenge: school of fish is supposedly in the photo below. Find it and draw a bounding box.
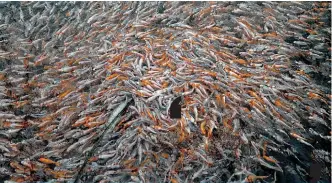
[0,1,331,183]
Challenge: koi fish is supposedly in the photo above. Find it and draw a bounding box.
[38,157,60,167]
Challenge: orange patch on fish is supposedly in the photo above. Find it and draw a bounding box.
[38,157,60,167]
[245,175,269,183]
[263,155,278,164]
[232,59,247,65]
[200,121,207,135]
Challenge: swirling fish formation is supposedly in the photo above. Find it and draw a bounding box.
[0,2,330,183]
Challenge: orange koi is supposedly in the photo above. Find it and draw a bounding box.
[296,70,310,79]
[230,71,243,79]
[212,83,221,91]
[161,153,169,159]
[13,100,29,108]
[290,132,305,140]
[306,29,318,35]
[178,129,186,143]
[173,85,183,93]
[232,59,247,65]
[224,35,243,43]
[23,57,29,68]
[123,158,136,167]
[307,92,327,104]
[245,175,269,183]
[117,75,129,81]
[49,169,73,179]
[10,161,25,170]
[248,90,264,104]
[88,156,98,162]
[222,117,233,131]
[170,178,179,183]
[204,137,209,151]
[271,108,283,120]
[38,157,60,167]
[178,55,192,63]
[284,94,302,101]
[239,18,254,32]
[274,99,291,112]
[241,72,253,78]
[200,121,207,135]
[58,90,72,100]
[249,99,265,112]
[21,160,35,171]
[167,62,177,70]
[3,121,29,129]
[264,65,280,72]
[263,155,278,164]
[140,79,152,87]
[34,54,47,66]
[262,32,279,38]
[0,73,5,80]
[207,126,214,139]
[198,7,212,19]
[210,26,223,33]
[84,121,106,128]
[145,108,156,122]
[202,71,217,77]
[10,176,26,183]
[243,107,251,113]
